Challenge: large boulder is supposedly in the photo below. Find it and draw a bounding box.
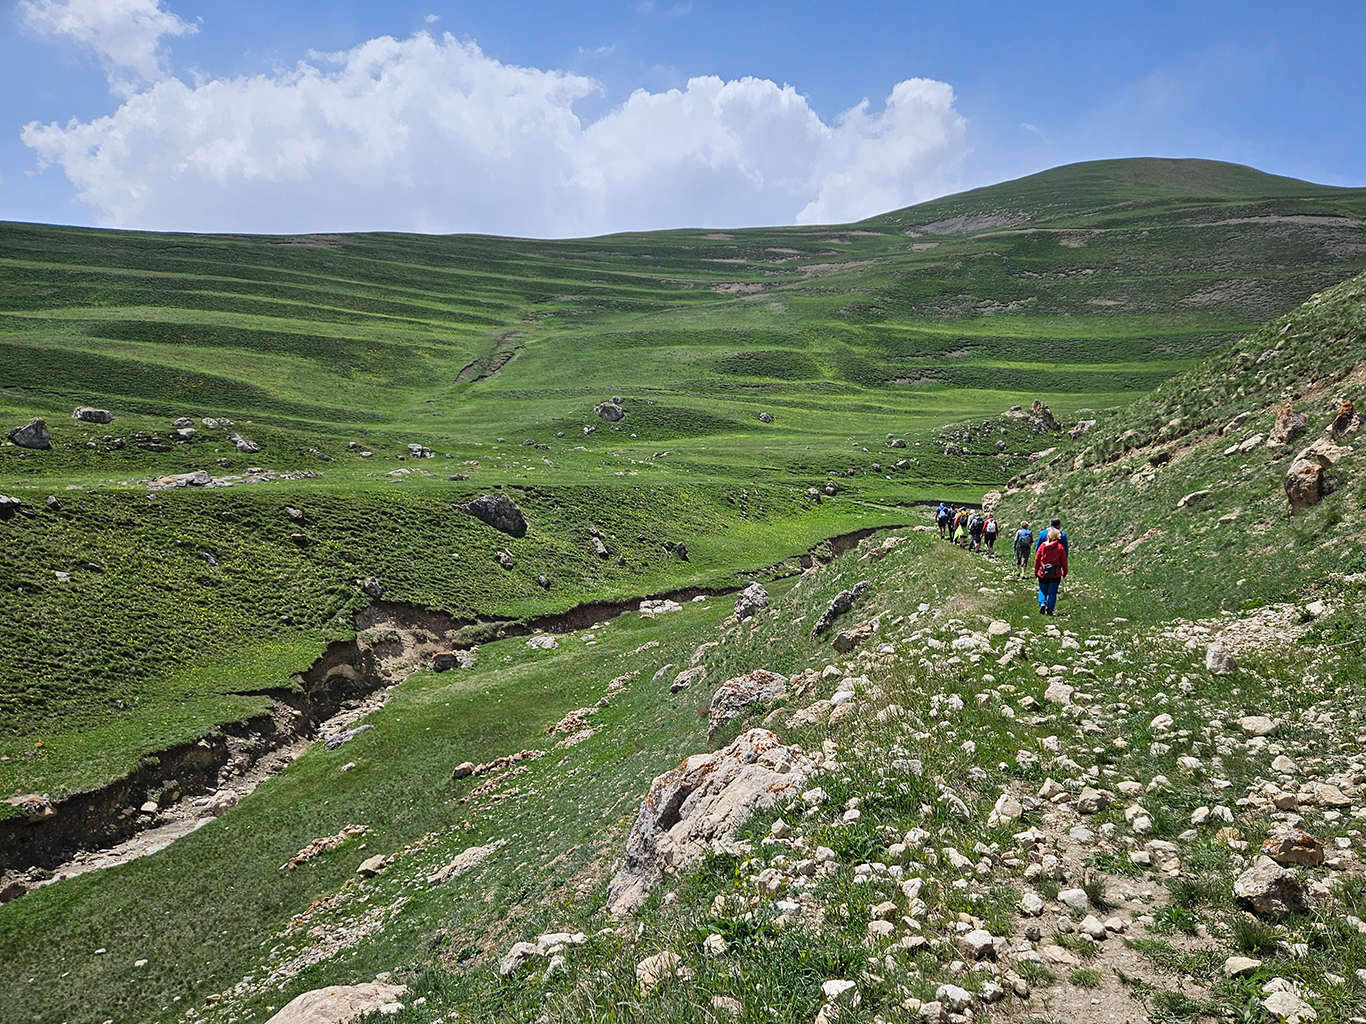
[708,670,787,741]
[1330,399,1358,442]
[734,583,768,621]
[1234,857,1307,917]
[263,982,407,1024]
[1284,457,1325,514]
[594,402,625,422]
[1267,406,1309,448]
[812,581,872,637]
[606,729,812,915]
[8,418,50,450]
[1030,400,1060,431]
[463,493,528,537]
[72,407,114,424]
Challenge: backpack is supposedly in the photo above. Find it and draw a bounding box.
[969,514,983,532]
[1039,547,1062,580]
[984,518,998,536]
[1014,528,1033,551]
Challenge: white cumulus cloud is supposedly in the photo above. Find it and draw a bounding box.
[21,30,968,235]
[20,0,196,92]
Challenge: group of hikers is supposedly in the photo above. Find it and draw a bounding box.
[935,503,1070,615]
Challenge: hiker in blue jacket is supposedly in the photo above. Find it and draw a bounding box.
[936,502,951,539]
[1035,518,1068,553]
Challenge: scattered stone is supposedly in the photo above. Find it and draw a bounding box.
[708,670,787,741]
[498,550,515,570]
[831,622,874,654]
[196,789,238,818]
[811,581,872,636]
[822,979,860,1007]
[1079,915,1108,941]
[324,725,372,751]
[499,942,543,977]
[1226,956,1263,978]
[758,412,774,423]
[428,841,505,886]
[360,577,382,599]
[1043,680,1074,705]
[957,929,996,959]
[1314,783,1351,808]
[671,667,705,693]
[1176,489,1210,509]
[1240,715,1276,737]
[1262,826,1325,867]
[356,855,387,877]
[463,493,528,537]
[1207,641,1238,676]
[1075,787,1108,814]
[8,418,51,450]
[230,434,260,454]
[1030,399,1060,431]
[1040,944,1081,966]
[72,407,114,424]
[6,793,56,822]
[988,793,1022,826]
[606,729,812,915]
[526,635,559,650]
[1262,987,1317,1024]
[262,982,407,1024]
[594,402,625,422]
[1234,857,1307,917]
[711,995,743,1015]
[734,583,769,621]
[640,599,684,616]
[1057,888,1089,913]
[636,950,691,995]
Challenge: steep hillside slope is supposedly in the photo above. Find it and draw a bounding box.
[995,269,1366,615]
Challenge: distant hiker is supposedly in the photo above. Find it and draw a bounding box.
[968,510,985,552]
[1034,527,1068,615]
[1013,522,1034,577]
[983,514,998,554]
[936,502,951,539]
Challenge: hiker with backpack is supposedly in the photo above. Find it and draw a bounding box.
[968,510,985,552]
[936,502,951,539]
[1034,527,1068,615]
[983,514,999,555]
[952,508,969,546]
[1013,522,1033,577]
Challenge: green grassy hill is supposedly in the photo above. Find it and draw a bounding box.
[2,158,1366,1024]
[2,155,1364,811]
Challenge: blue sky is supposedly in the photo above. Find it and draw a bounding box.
[2,0,1363,236]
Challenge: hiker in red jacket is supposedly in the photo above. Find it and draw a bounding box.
[1034,527,1068,616]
